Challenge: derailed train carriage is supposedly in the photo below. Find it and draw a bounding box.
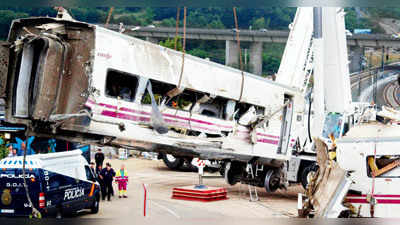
[0,16,308,192]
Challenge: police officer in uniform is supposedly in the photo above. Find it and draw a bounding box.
[100,163,115,201]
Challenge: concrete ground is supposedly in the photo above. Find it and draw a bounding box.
[80,157,301,220]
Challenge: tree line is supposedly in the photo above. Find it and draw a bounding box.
[0,7,395,75]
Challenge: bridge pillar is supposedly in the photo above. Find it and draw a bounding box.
[349,46,365,73]
[225,40,239,67]
[249,42,263,75]
[146,37,159,44]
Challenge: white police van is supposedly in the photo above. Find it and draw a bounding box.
[0,150,100,217]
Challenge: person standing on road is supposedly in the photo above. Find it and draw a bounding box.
[115,164,129,198]
[100,162,115,201]
[95,149,105,168]
[96,164,106,199]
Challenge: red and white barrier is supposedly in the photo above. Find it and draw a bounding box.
[142,183,148,217]
[197,159,205,175]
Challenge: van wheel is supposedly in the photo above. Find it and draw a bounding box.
[56,209,62,219]
[91,195,100,214]
[161,154,184,170]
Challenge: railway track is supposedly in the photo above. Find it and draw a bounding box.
[383,80,400,108]
[350,63,400,89]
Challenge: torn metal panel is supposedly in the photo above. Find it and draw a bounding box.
[4,17,94,129]
[35,23,66,35]
[0,41,9,98]
[377,106,400,122]
[30,37,65,120]
[54,28,94,129]
[304,138,351,218]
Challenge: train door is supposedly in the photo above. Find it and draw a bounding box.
[277,97,294,155]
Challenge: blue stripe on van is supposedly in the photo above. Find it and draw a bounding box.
[1,159,38,166]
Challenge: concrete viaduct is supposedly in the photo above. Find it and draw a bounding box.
[104,24,400,75]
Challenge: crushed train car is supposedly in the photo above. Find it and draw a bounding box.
[0,16,308,192]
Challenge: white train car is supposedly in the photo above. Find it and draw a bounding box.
[1,16,307,192]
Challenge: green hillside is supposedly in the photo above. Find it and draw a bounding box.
[0,7,397,75]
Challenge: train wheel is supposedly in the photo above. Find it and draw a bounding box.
[264,169,281,193]
[300,164,319,190]
[224,162,238,185]
[161,154,184,170]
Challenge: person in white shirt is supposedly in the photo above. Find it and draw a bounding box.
[7,145,17,157]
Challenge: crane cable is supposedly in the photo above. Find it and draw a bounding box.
[177,7,187,89]
[22,141,41,218]
[233,7,245,102]
[174,7,181,50]
[370,140,377,217]
[105,7,114,28]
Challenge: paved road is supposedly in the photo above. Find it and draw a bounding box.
[80,157,300,220]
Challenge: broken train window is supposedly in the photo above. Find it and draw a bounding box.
[192,96,230,119]
[105,69,138,102]
[367,155,400,178]
[235,102,265,126]
[141,80,233,120]
[166,88,203,111]
[141,79,176,105]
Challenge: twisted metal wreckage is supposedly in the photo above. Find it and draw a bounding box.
[0,8,310,194]
[1,7,400,217]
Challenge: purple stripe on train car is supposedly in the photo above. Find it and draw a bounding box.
[97,102,232,129]
[100,110,281,145]
[257,139,279,145]
[101,110,221,133]
[94,102,293,143]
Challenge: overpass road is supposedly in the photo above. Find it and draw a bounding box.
[102,24,400,74]
[103,24,400,48]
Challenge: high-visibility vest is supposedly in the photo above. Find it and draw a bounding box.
[115,169,128,182]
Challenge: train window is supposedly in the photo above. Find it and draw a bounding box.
[141,79,232,120]
[367,155,400,178]
[141,79,176,105]
[234,102,265,121]
[105,69,138,102]
[192,96,229,119]
[167,88,203,111]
